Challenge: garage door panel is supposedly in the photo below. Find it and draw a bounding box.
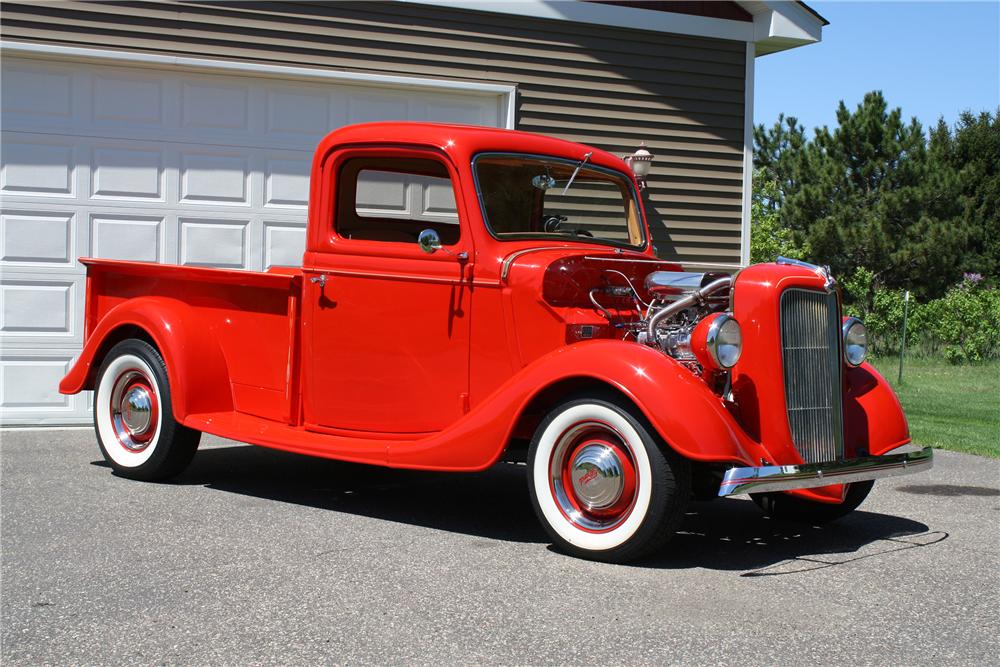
[264,157,311,209]
[418,175,459,218]
[90,212,166,264]
[1,139,78,198]
[179,216,251,269]
[93,70,168,129]
[425,97,500,126]
[1,61,76,127]
[179,151,252,206]
[1,209,77,268]
[0,349,87,424]
[266,86,331,138]
[181,79,253,132]
[263,220,308,269]
[91,145,166,201]
[348,91,411,123]
[0,271,83,348]
[2,355,72,410]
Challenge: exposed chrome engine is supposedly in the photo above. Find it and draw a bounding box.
[641,271,733,369]
[590,269,734,370]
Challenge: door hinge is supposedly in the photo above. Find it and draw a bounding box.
[309,274,327,287]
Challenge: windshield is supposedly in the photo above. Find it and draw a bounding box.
[473,153,646,249]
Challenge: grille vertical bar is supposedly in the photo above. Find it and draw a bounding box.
[780,289,844,463]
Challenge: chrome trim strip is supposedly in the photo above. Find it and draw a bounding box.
[328,269,466,286]
[500,246,577,282]
[584,256,665,263]
[718,447,933,497]
[580,256,741,271]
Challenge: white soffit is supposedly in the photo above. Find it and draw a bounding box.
[740,1,826,55]
[404,1,824,55]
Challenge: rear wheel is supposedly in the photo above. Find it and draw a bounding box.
[527,394,690,563]
[751,480,875,524]
[94,339,200,481]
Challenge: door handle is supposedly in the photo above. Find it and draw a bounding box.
[310,274,327,287]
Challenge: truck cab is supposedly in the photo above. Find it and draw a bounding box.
[60,122,932,563]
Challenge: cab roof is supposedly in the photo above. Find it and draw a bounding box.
[314,121,630,174]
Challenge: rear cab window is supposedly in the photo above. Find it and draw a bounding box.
[336,157,460,246]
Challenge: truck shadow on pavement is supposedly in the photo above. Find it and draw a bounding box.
[644,503,946,575]
[158,444,947,573]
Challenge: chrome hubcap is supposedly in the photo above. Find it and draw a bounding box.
[120,386,152,434]
[569,443,625,511]
[549,420,638,532]
[109,369,158,452]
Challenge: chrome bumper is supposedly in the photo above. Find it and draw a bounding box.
[718,447,933,497]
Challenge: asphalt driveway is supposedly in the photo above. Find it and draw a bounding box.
[2,429,998,665]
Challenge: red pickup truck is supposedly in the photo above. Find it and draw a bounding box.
[60,122,931,562]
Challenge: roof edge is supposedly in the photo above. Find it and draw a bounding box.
[797,1,830,26]
[402,1,824,56]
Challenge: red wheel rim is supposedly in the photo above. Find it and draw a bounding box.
[548,420,639,533]
[109,369,159,452]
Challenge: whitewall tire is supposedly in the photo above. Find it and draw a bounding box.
[94,339,200,481]
[527,394,690,563]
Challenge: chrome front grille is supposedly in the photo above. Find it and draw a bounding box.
[780,288,844,463]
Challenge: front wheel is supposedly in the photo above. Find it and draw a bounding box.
[527,395,690,563]
[750,480,875,524]
[93,339,200,481]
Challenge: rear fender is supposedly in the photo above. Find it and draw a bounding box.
[59,297,233,421]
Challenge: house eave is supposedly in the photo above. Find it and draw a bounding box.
[402,1,824,54]
[739,1,826,55]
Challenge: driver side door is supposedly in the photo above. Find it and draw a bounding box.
[302,150,473,435]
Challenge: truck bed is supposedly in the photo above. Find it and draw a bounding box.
[81,258,304,424]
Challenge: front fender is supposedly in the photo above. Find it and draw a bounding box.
[537,342,762,465]
[389,340,761,470]
[845,362,911,456]
[769,362,912,505]
[59,297,233,421]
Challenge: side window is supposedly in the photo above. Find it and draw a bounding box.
[337,157,459,245]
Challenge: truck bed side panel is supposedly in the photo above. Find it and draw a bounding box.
[84,260,301,424]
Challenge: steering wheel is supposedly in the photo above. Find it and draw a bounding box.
[543,214,567,233]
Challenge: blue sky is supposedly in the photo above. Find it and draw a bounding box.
[754,1,1000,134]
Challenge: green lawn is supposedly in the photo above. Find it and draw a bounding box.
[871,357,1000,458]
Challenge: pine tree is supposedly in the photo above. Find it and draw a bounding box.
[766,92,969,309]
[753,114,807,213]
[930,110,1000,279]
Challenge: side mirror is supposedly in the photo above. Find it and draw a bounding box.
[417,229,442,254]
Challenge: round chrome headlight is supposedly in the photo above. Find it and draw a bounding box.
[842,317,868,367]
[706,314,743,369]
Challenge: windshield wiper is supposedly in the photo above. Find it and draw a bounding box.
[561,151,593,195]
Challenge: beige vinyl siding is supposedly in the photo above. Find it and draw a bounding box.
[1,0,746,266]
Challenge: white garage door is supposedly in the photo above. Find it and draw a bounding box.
[0,53,506,425]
